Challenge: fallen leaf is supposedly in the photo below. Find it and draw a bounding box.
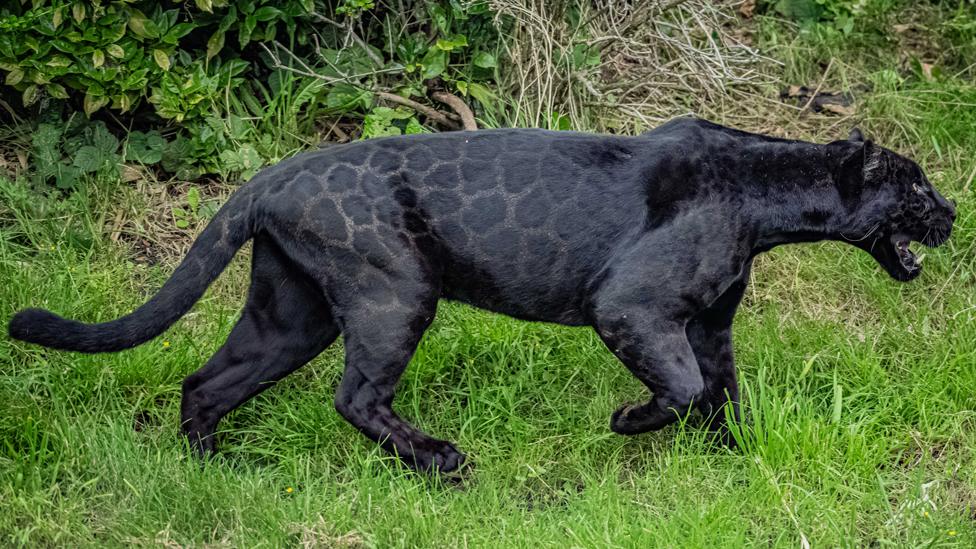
[821,103,855,116]
[121,164,143,182]
[739,0,756,18]
[920,62,935,81]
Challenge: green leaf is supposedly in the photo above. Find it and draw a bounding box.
[325,83,371,111]
[125,130,165,164]
[253,6,281,21]
[187,186,201,213]
[774,0,822,22]
[831,373,843,424]
[92,124,120,156]
[206,31,225,60]
[163,23,196,45]
[549,111,571,131]
[175,218,190,229]
[218,144,263,180]
[32,124,63,169]
[467,82,496,106]
[73,145,105,172]
[22,85,40,106]
[106,44,125,58]
[240,16,257,47]
[195,0,213,12]
[435,34,468,52]
[46,83,68,99]
[83,92,109,116]
[571,43,600,68]
[153,49,170,71]
[46,56,72,68]
[54,164,82,189]
[421,48,447,79]
[404,117,425,135]
[92,50,105,68]
[112,93,135,112]
[72,3,86,24]
[5,67,24,86]
[128,10,156,39]
[473,51,496,69]
[218,7,238,33]
[427,4,449,34]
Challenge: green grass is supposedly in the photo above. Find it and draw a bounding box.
[3,8,976,547]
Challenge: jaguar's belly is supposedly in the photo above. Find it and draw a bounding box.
[440,265,590,326]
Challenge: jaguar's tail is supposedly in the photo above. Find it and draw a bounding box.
[8,185,258,353]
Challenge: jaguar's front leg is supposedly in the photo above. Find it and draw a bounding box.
[686,260,753,441]
[595,310,705,435]
[588,223,750,437]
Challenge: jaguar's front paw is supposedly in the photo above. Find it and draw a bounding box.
[610,399,683,435]
[610,403,646,435]
[406,439,468,475]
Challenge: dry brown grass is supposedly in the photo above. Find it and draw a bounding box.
[488,0,777,132]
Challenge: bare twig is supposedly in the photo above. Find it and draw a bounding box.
[375,91,460,129]
[259,42,401,86]
[310,12,385,67]
[430,91,478,130]
[800,57,835,114]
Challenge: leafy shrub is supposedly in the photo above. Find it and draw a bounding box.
[0,1,312,118]
[760,0,898,34]
[1,0,504,185]
[31,117,121,189]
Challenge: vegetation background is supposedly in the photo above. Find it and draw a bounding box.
[1,0,974,546]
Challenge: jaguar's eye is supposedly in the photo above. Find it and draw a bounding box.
[910,197,928,214]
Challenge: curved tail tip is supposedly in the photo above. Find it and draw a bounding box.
[8,308,57,343]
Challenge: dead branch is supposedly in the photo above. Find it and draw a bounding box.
[310,12,385,67]
[430,92,478,130]
[375,91,460,129]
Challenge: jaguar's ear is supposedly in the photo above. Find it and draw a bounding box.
[831,140,868,206]
[848,127,865,142]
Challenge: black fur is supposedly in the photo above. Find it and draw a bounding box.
[7,118,956,473]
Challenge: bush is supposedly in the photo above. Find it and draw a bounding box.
[0,1,312,119]
[0,0,503,184]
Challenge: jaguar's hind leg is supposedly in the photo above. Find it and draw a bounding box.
[333,293,464,473]
[180,235,339,455]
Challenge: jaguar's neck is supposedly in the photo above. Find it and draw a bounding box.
[743,141,852,252]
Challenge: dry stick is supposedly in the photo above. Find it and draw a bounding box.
[259,42,401,87]
[430,91,478,130]
[261,40,459,131]
[310,12,385,67]
[800,57,835,114]
[375,91,460,129]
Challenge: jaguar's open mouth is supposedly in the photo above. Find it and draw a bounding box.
[862,231,943,282]
[890,234,921,279]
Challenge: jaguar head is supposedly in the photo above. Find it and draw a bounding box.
[833,129,956,282]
